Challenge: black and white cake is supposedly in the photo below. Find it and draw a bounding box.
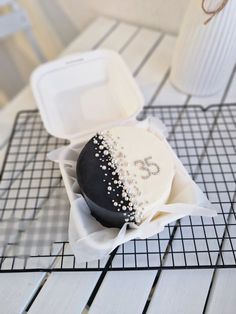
[76,126,175,228]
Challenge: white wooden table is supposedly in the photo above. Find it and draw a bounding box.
[0,17,236,314]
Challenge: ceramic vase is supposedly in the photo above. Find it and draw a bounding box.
[170,0,236,96]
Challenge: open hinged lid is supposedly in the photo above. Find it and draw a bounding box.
[31,49,144,142]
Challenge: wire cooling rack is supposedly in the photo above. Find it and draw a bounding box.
[0,104,235,272]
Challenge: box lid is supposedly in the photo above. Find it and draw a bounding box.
[30,49,144,142]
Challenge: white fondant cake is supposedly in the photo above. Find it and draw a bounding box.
[77,125,176,227]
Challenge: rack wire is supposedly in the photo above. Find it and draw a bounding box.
[0,104,235,272]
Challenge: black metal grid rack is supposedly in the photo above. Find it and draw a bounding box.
[0,104,235,272]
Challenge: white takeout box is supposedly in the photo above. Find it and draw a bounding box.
[31,49,216,263]
[31,49,144,143]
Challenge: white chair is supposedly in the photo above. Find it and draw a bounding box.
[0,0,45,62]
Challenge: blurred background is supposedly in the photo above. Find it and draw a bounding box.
[0,0,189,108]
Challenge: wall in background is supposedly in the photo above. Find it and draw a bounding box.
[0,0,189,107]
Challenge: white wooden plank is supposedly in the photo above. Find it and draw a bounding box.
[135,34,176,105]
[88,271,156,314]
[63,16,118,54]
[0,272,45,314]
[147,270,213,314]
[153,79,188,105]
[205,269,236,314]
[122,28,161,74]
[99,22,138,52]
[28,272,102,314]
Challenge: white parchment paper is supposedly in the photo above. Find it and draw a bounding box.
[48,118,217,263]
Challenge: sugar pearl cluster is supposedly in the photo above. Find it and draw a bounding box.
[92,131,146,224]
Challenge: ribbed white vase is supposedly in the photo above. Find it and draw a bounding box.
[170,0,236,96]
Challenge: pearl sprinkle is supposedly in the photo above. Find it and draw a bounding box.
[92,131,145,224]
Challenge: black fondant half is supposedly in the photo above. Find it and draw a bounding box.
[76,135,131,228]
